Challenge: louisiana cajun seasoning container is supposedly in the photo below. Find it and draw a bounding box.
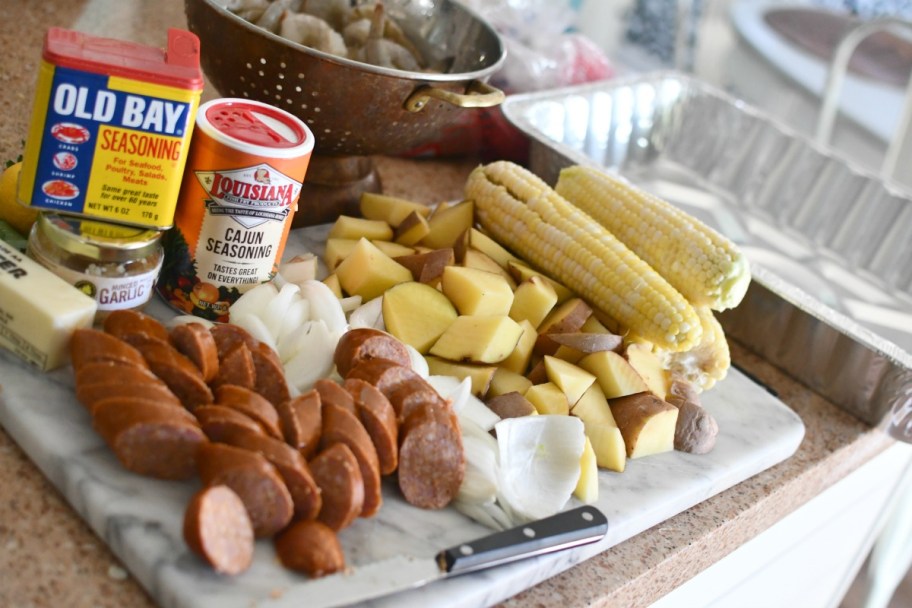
[156,98,314,321]
[17,27,203,229]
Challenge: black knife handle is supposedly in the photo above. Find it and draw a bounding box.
[438,505,608,576]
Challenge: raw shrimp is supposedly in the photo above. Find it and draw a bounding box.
[351,3,422,71]
[225,0,271,21]
[299,0,351,30]
[280,11,349,57]
[256,0,294,33]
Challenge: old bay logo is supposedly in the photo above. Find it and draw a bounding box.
[195,163,301,229]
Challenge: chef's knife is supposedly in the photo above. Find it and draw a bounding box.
[279,505,608,608]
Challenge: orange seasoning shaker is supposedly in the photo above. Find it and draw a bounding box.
[157,98,314,321]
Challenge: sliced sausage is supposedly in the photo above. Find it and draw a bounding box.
[183,485,254,576]
[76,381,182,415]
[197,442,294,538]
[274,520,345,578]
[213,342,256,390]
[170,322,220,383]
[214,384,282,439]
[345,358,421,405]
[93,397,199,427]
[333,328,411,378]
[93,401,206,480]
[251,346,291,407]
[344,378,398,475]
[103,309,170,343]
[309,443,364,531]
[314,378,355,415]
[387,376,450,422]
[321,402,382,518]
[70,329,148,371]
[195,405,267,438]
[210,323,259,361]
[205,425,322,522]
[74,360,160,388]
[397,402,465,510]
[125,334,213,410]
[276,390,322,458]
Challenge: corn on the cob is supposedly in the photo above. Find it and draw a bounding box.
[555,165,750,311]
[657,307,731,392]
[466,161,702,352]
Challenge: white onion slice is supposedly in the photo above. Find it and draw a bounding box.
[282,319,336,392]
[167,315,215,329]
[339,294,363,314]
[405,345,429,379]
[300,279,348,335]
[231,312,277,353]
[263,282,301,340]
[348,296,385,330]
[228,282,277,320]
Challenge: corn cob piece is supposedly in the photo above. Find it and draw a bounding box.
[466,161,702,352]
[657,307,731,392]
[555,165,750,311]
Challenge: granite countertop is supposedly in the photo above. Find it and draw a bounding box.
[0,1,897,607]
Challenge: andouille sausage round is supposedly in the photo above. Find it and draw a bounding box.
[343,378,398,475]
[251,346,291,407]
[387,376,450,424]
[333,328,411,378]
[309,442,364,531]
[274,520,345,578]
[103,309,170,343]
[183,485,254,576]
[73,359,160,388]
[93,396,199,427]
[314,378,356,416]
[77,381,182,415]
[170,322,220,383]
[345,358,423,408]
[275,389,322,457]
[124,335,214,410]
[195,404,268,438]
[321,402,382,518]
[197,443,294,538]
[214,384,283,440]
[397,402,465,510]
[70,329,148,371]
[212,342,256,390]
[209,323,259,361]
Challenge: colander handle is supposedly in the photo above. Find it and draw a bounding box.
[404,80,505,112]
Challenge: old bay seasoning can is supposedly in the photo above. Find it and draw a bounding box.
[17,27,203,228]
[156,98,314,321]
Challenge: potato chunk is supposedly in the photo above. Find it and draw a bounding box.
[509,276,558,328]
[424,357,495,397]
[328,215,394,241]
[609,392,678,459]
[578,350,649,399]
[525,382,570,416]
[382,282,457,353]
[441,266,514,316]
[429,315,523,364]
[359,192,430,227]
[335,238,413,300]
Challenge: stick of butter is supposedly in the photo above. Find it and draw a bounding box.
[0,237,97,371]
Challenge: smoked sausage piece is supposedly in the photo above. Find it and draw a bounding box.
[387,377,450,423]
[77,381,182,415]
[70,329,148,371]
[333,328,411,378]
[195,405,268,438]
[274,520,345,578]
[124,334,214,411]
[214,384,282,439]
[309,442,364,531]
[183,485,254,576]
[170,322,220,383]
[343,378,398,475]
[314,378,355,415]
[345,358,421,407]
[251,346,291,407]
[204,425,322,521]
[275,390,322,457]
[103,309,170,343]
[213,342,256,390]
[321,402,382,518]
[397,402,465,510]
[93,396,199,427]
[210,323,259,361]
[197,443,294,538]
[74,360,160,388]
[93,401,207,480]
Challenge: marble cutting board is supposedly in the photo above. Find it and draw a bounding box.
[0,225,806,608]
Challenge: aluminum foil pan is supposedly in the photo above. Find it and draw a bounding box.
[502,72,912,440]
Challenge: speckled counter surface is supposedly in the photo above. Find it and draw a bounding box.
[0,1,896,607]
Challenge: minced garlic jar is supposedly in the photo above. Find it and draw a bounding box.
[27,213,163,320]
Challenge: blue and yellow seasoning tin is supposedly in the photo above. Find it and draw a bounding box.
[17,28,203,229]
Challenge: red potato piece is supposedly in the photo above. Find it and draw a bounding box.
[213,342,256,390]
[214,384,282,440]
[183,485,254,576]
[398,402,465,509]
[321,402,382,518]
[333,328,411,378]
[251,346,291,407]
[309,443,364,531]
[205,425,322,521]
[276,390,322,458]
[197,443,294,538]
[76,381,182,415]
[93,402,207,480]
[210,323,259,361]
[103,309,170,343]
[314,378,356,415]
[274,520,345,578]
[170,322,220,383]
[344,378,398,475]
[195,405,268,438]
[69,329,148,371]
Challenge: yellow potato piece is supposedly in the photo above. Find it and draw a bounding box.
[382,281,457,353]
[429,315,523,364]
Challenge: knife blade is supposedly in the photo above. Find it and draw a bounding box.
[279,505,608,608]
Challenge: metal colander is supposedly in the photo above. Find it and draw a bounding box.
[184,0,506,157]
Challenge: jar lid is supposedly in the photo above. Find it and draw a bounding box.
[37,213,162,262]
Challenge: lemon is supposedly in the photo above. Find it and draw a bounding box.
[0,162,38,236]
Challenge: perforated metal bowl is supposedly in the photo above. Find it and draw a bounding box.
[184,0,506,156]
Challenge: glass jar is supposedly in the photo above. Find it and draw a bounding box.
[27,213,164,321]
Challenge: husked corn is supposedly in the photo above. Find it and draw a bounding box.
[555,165,750,311]
[658,307,731,392]
[466,161,702,352]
